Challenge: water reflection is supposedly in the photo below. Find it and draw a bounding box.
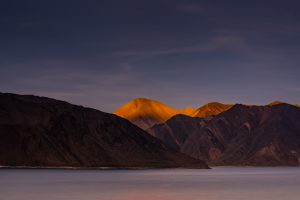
[0,167,299,200]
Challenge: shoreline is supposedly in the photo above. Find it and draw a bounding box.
[0,165,210,170]
[1,165,299,170]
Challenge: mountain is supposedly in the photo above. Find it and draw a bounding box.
[113,98,196,130]
[192,102,233,117]
[113,98,232,130]
[149,104,300,166]
[113,98,178,130]
[183,104,300,166]
[0,93,208,168]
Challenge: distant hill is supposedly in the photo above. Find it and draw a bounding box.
[113,98,231,129]
[0,93,208,168]
[113,98,196,129]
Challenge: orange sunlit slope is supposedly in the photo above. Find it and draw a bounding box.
[113,98,232,129]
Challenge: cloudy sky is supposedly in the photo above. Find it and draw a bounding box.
[1,0,300,112]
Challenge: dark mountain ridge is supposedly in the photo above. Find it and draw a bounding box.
[0,93,208,168]
[149,103,300,166]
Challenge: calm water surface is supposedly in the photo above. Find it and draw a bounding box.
[0,167,300,200]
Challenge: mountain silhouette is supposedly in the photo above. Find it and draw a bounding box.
[0,93,208,168]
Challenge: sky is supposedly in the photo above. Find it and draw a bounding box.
[1,0,300,112]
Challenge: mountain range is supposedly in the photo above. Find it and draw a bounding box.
[0,93,208,168]
[113,98,231,129]
[116,98,300,166]
[1,93,299,167]
[148,104,300,166]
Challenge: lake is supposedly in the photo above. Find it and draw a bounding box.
[0,167,299,200]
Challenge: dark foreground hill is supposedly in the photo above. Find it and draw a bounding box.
[149,104,300,166]
[0,93,208,168]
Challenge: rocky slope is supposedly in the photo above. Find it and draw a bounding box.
[147,115,210,151]
[149,104,300,166]
[0,93,208,168]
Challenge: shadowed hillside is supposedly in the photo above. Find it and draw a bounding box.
[149,104,300,166]
[0,93,208,168]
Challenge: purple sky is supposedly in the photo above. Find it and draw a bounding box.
[1,0,300,112]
